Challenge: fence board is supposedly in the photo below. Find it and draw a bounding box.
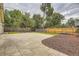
[45,28,76,33]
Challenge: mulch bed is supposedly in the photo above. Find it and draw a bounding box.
[42,33,79,56]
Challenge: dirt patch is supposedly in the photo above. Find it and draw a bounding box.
[42,34,79,56]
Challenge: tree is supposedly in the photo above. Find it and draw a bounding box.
[40,3,46,18]
[4,9,31,28]
[4,9,13,27]
[28,18,36,31]
[20,14,36,29]
[4,9,24,28]
[66,18,75,27]
[20,12,30,28]
[33,14,43,29]
[4,9,36,31]
[9,9,23,28]
[40,3,54,17]
[45,12,64,28]
[40,3,54,28]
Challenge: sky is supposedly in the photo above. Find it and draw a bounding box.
[4,3,79,20]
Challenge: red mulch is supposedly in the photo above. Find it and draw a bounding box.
[42,33,79,56]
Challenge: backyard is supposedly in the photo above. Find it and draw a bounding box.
[0,3,79,56]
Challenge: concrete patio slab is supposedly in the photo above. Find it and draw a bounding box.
[0,33,67,56]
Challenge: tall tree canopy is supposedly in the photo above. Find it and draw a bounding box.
[40,3,54,17]
[33,14,43,29]
[66,18,75,27]
[4,3,65,31]
[40,3,54,28]
[45,12,64,27]
[4,9,35,29]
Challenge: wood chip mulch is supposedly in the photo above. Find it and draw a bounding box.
[42,33,79,56]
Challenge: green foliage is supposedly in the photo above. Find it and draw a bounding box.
[45,12,64,28]
[66,18,75,27]
[20,13,30,28]
[40,3,64,28]
[45,4,54,16]
[4,10,13,27]
[40,3,54,17]
[4,9,23,28]
[4,9,36,31]
[4,3,65,32]
[33,14,43,29]
[52,12,64,26]
[10,10,23,28]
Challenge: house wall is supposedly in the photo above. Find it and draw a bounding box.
[0,3,4,34]
[0,23,3,33]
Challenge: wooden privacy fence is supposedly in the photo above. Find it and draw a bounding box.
[45,28,77,33]
[4,27,77,33]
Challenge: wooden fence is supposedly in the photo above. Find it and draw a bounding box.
[45,28,77,33]
[4,27,77,33]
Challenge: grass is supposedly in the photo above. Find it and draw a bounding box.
[35,32,58,35]
[5,32,18,34]
[5,32,58,36]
